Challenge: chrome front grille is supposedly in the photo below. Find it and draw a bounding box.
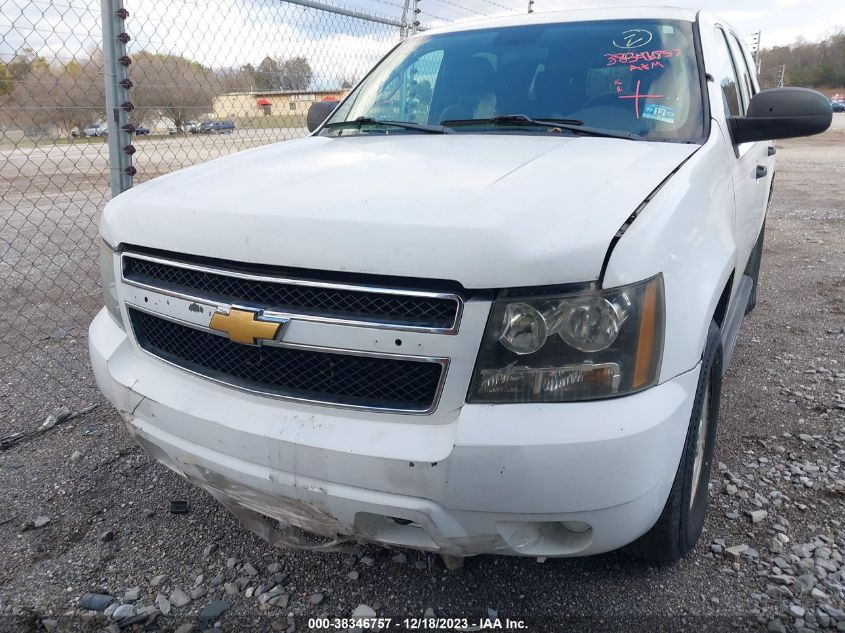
[120,250,461,414]
[123,253,462,333]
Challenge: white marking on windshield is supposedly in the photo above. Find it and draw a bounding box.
[613,29,654,49]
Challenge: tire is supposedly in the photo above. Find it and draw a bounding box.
[745,221,765,314]
[626,321,723,563]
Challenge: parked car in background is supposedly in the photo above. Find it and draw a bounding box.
[168,121,200,135]
[83,124,108,137]
[92,7,831,564]
[135,126,150,136]
[832,100,845,113]
[193,120,236,134]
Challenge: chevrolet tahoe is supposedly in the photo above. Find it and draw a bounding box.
[89,7,832,562]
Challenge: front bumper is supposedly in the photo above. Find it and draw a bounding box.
[90,307,700,557]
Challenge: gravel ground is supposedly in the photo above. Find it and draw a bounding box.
[0,119,843,633]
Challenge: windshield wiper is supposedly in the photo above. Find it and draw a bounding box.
[440,114,644,140]
[323,117,454,134]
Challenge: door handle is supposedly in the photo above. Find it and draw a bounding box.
[756,165,768,179]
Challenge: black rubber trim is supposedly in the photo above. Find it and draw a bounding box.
[693,11,712,142]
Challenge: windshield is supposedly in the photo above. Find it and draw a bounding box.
[323,19,705,141]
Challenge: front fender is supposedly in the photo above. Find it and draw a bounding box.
[602,128,737,383]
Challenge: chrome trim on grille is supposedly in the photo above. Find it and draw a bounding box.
[125,302,450,415]
[121,252,464,334]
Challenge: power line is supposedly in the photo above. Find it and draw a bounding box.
[474,0,519,13]
[419,10,455,22]
[425,0,486,16]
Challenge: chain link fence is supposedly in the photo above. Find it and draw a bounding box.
[124,0,408,183]
[1,0,108,435]
[0,0,434,437]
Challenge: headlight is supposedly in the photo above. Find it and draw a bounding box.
[468,275,664,403]
[499,302,548,354]
[99,239,124,328]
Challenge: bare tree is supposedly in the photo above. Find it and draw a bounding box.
[214,64,256,94]
[131,51,215,129]
[3,51,105,138]
[0,62,11,98]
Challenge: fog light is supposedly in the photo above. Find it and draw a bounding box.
[561,520,591,533]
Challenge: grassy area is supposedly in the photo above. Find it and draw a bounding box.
[237,113,307,130]
[0,125,306,150]
[0,135,109,151]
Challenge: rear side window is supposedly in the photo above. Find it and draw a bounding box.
[729,33,757,102]
[713,28,742,117]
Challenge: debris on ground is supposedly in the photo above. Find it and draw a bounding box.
[0,404,96,451]
[78,592,114,611]
[170,500,190,514]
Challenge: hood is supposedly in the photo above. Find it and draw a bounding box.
[102,134,696,288]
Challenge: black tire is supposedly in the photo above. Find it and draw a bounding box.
[745,221,765,314]
[626,321,723,563]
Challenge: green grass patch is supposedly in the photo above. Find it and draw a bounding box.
[237,113,307,130]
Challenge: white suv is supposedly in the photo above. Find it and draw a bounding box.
[90,7,831,562]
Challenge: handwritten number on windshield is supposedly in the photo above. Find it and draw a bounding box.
[605,49,682,66]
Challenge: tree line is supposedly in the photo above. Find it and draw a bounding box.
[0,49,317,138]
[761,29,845,89]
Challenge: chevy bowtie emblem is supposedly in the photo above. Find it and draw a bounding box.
[209,307,287,345]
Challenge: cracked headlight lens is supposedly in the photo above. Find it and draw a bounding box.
[468,275,664,403]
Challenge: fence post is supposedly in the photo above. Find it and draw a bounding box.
[101,0,134,196]
[411,0,420,35]
[400,0,410,38]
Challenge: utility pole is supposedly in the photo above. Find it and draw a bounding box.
[778,64,786,88]
[527,0,534,13]
[748,30,762,73]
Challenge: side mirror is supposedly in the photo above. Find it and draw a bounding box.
[730,87,832,144]
[306,101,338,132]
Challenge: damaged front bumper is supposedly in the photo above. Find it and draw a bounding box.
[90,307,699,557]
